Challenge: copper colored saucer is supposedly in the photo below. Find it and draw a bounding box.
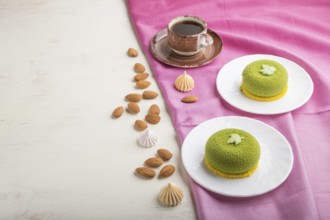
[150,28,223,68]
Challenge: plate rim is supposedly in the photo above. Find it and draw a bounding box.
[150,28,223,68]
[216,54,314,115]
[181,115,294,197]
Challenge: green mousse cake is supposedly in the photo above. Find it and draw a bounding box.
[204,128,260,178]
[241,59,288,101]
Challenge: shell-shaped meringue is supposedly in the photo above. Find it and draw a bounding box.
[138,129,159,148]
[158,183,183,206]
[175,71,194,92]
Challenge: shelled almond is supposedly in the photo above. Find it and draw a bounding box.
[144,157,163,167]
[148,104,160,115]
[127,48,138,57]
[159,165,175,178]
[134,73,149,81]
[157,149,172,161]
[125,93,142,102]
[134,120,148,131]
[145,113,161,124]
[134,63,145,73]
[135,167,155,178]
[136,80,151,89]
[112,106,124,118]
[181,95,198,103]
[127,102,140,114]
[143,90,158,99]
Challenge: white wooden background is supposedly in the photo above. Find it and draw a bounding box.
[0,0,197,219]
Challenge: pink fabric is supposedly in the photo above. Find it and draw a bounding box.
[127,1,330,219]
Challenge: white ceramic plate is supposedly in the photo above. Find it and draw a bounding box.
[181,116,294,197]
[216,54,314,115]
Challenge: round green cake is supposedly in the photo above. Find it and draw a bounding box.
[241,59,288,101]
[204,128,261,178]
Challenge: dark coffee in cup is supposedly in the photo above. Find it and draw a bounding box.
[167,16,213,56]
[171,21,204,35]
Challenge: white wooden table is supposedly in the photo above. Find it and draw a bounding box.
[0,0,197,219]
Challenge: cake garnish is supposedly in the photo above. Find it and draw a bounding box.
[227,134,244,145]
[259,64,276,75]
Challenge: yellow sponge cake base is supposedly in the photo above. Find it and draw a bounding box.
[204,157,258,179]
[241,85,288,102]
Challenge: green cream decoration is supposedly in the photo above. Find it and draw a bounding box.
[227,134,244,145]
[259,64,276,75]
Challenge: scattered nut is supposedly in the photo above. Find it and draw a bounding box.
[143,90,158,99]
[134,73,149,81]
[157,149,172,161]
[145,113,161,124]
[112,106,124,118]
[136,80,151,89]
[127,102,140,114]
[159,165,175,178]
[148,104,160,115]
[144,157,163,167]
[134,63,145,73]
[134,120,148,131]
[181,95,198,103]
[127,48,138,57]
[125,93,142,102]
[135,167,155,178]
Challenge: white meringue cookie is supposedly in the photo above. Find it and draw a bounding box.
[138,129,159,148]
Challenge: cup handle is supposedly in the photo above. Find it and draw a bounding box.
[200,33,214,48]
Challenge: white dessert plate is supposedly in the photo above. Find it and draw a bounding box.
[181,116,294,197]
[216,54,314,115]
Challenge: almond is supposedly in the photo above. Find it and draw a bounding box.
[145,113,161,124]
[127,102,140,114]
[136,80,151,89]
[148,104,160,115]
[112,106,124,118]
[143,90,158,99]
[127,48,138,57]
[134,73,149,81]
[157,149,173,161]
[159,165,175,178]
[144,157,163,167]
[125,93,142,102]
[134,63,145,73]
[135,167,155,178]
[134,120,148,131]
[181,95,198,103]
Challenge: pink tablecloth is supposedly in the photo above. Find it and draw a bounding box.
[127,1,330,219]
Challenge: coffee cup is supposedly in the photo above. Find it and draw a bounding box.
[167,15,213,56]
